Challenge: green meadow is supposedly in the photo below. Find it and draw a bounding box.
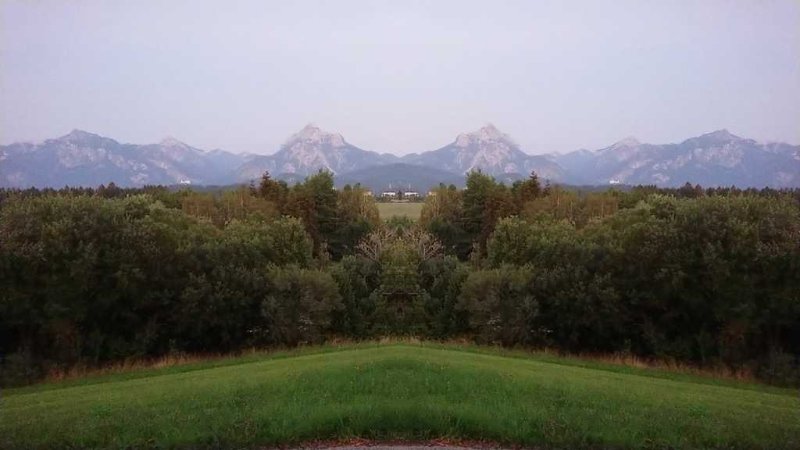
[377,201,424,219]
[3,344,798,449]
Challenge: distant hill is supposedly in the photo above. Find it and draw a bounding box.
[335,163,464,193]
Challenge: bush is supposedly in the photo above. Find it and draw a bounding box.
[420,256,470,339]
[458,266,539,346]
[329,256,381,338]
[261,266,342,346]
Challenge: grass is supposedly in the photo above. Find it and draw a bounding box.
[2,343,798,449]
[377,201,424,220]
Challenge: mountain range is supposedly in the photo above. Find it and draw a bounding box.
[1,125,798,190]
[551,130,800,188]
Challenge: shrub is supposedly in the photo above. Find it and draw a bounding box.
[261,266,342,346]
[458,266,538,346]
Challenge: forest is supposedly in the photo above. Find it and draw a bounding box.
[1,172,798,387]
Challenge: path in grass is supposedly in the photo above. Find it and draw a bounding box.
[2,344,798,449]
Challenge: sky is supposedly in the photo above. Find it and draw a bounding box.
[1,0,799,156]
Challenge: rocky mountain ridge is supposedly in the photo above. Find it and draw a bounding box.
[234,124,399,181]
[401,124,565,181]
[2,126,798,188]
[0,130,243,187]
[551,129,800,187]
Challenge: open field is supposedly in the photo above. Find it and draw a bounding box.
[2,344,798,449]
[377,202,424,220]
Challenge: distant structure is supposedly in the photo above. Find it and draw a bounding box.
[404,191,420,199]
[178,179,192,185]
[608,179,622,185]
[381,191,397,199]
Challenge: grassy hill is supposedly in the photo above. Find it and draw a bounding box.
[2,344,798,449]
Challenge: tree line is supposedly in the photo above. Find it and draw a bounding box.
[1,172,798,386]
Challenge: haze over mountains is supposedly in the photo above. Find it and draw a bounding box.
[2,125,798,191]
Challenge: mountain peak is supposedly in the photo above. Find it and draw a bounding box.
[682,129,743,147]
[431,124,565,177]
[56,129,120,147]
[456,123,514,147]
[61,129,100,140]
[703,129,740,141]
[160,136,187,147]
[479,123,503,138]
[476,123,508,141]
[285,123,345,147]
[612,136,641,148]
[299,122,321,134]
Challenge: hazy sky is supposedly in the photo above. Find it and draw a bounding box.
[2,0,799,155]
